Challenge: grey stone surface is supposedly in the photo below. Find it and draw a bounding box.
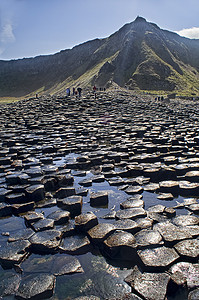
[75,211,98,232]
[135,229,163,248]
[46,210,70,225]
[0,271,21,297]
[170,262,199,289]
[0,240,30,267]
[29,230,62,253]
[59,234,91,254]
[103,230,137,260]
[174,239,199,259]
[15,273,55,300]
[138,246,179,270]
[88,223,115,242]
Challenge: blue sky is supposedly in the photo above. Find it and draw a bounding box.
[0,0,199,60]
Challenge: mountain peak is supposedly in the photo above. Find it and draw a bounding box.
[134,16,147,23]
[0,17,199,97]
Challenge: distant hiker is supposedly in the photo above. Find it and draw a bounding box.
[72,87,75,95]
[36,93,38,99]
[66,88,70,97]
[77,87,82,97]
[93,85,97,99]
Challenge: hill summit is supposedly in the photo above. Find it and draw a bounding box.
[0,16,199,97]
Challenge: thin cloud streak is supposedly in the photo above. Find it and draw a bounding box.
[1,23,15,43]
[0,21,16,55]
[176,27,199,39]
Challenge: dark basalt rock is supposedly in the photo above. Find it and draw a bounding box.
[113,219,140,233]
[157,193,174,200]
[124,186,143,195]
[103,230,137,260]
[0,240,30,267]
[2,89,199,299]
[116,208,147,220]
[46,210,70,225]
[90,191,108,207]
[0,271,21,297]
[12,201,35,215]
[61,221,76,237]
[174,239,199,259]
[120,198,144,209]
[5,192,26,204]
[0,202,12,217]
[21,254,83,276]
[55,174,74,187]
[25,184,45,202]
[147,212,169,223]
[172,215,199,226]
[158,180,179,196]
[164,207,176,218]
[26,167,43,178]
[78,178,92,187]
[108,177,124,186]
[59,234,91,254]
[136,217,153,229]
[185,171,199,182]
[179,181,199,196]
[125,267,170,300]
[55,187,76,198]
[181,225,199,238]
[143,183,160,192]
[169,262,199,289]
[101,210,116,219]
[154,221,192,243]
[75,187,88,196]
[29,230,62,253]
[8,228,34,242]
[87,223,115,243]
[57,195,82,217]
[52,256,83,275]
[147,204,165,214]
[188,288,199,300]
[36,197,57,208]
[138,246,179,270]
[135,229,163,248]
[91,175,105,182]
[74,297,100,300]
[75,212,98,232]
[187,203,199,214]
[31,218,55,232]
[24,212,44,225]
[0,188,12,202]
[15,273,55,300]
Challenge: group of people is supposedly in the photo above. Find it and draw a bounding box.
[66,85,106,98]
[66,87,82,97]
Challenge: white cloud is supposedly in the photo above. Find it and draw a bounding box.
[0,21,15,57]
[0,22,15,43]
[175,27,199,39]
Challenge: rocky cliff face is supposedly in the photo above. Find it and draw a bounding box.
[0,16,199,97]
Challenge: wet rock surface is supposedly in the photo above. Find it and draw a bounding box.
[0,91,199,298]
[15,273,55,300]
[125,266,170,300]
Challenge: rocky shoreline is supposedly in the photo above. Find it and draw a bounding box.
[0,91,198,299]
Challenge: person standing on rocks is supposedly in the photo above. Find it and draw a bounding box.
[72,87,75,96]
[93,85,97,99]
[66,88,70,97]
[77,87,82,97]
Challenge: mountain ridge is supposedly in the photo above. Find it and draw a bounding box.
[0,16,199,97]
